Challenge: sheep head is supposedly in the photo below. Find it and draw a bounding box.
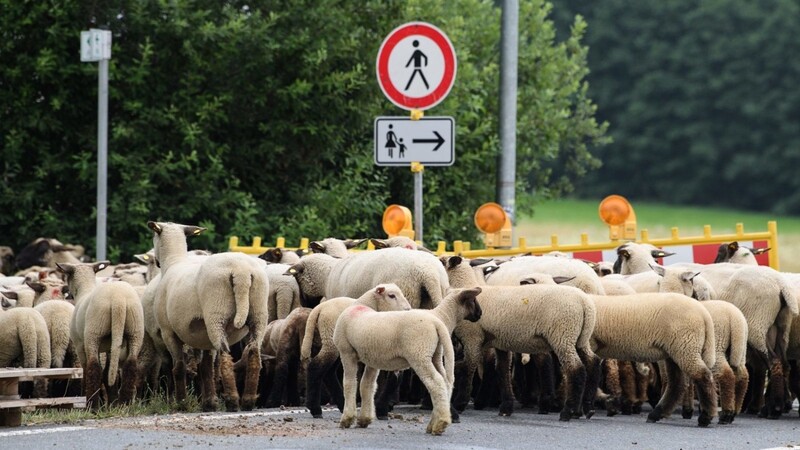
[360,283,411,311]
[448,287,482,322]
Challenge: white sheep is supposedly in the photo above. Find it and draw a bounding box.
[57,261,145,409]
[588,292,718,426]
[0,295,51,369]
[651,264,749,424]
[442,255,600,421]
[148,221,269,412]
[482,255,606,295]
[613,242,675,275]
[713,241,770,265]
[309,237,367,258]
[287,249,449,310]
[300,285,416,418]
[333,285,481,435]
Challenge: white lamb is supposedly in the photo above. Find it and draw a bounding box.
[56,261,144,409]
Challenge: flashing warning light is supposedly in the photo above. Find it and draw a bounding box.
[598,195,637,240]
[382,204,415,238]
[474,202,512,247]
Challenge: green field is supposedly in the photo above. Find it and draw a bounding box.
[514,199,800,272]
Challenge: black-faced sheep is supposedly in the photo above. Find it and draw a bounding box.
[334,285,481,435]
[482,255,606,295]
[442,255,600,421]
[714,241,770,265]
[612,242,675,275]
[287,249,449,310]
[262,306,312,408]
[300,285,417,419]
[148,221,269,412]
[258,247,304,265]
[57,261,145,409]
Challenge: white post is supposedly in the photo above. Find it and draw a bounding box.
[96,58,109,261]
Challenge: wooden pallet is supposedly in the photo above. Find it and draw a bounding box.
[0,367,85,427]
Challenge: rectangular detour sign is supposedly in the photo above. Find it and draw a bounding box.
[374,116,454,167]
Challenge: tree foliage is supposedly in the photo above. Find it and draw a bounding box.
[0,0,606,260]
[552,0,800,213]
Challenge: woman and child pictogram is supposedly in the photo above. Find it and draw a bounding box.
[385,124,407,158]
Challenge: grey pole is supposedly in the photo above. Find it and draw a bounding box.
[96,58,109,261]
[413,163,424,242]
[497,0,519,224]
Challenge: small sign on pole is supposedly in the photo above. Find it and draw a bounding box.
[80,28,112,261]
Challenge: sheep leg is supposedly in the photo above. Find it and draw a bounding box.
[558,350,587,421]
[162,330,188,409]
[198,350,218,412]
[647,358,684,423]
[357,366,380,428]
[681,373,694,419]
[635,363,652,413]
[265,348,290,408]
[218,351,240,412]
[306,349,341,418]
[512,354,532,408]
[690,365,718,427]
[375,371,401,419]
[717,363,737,424]
[579,348,601,419]
[287,356,301,406]
[118,355,139,405]
[788,361,800,417]
[84,355,104,411]
[619,361,637,415]
[339,351,360,428]
[602,359,622,416]
[412,360,451,435]
[241,341,262,411]
[534,352,556,414]
[494,349,516,417]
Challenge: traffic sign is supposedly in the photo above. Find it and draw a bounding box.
[376,22,457,111]
[374,117,455,166]
[80,29,112,62]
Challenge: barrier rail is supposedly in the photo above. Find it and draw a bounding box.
[229,220,778,270]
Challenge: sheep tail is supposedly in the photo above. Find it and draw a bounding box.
[231,272,253,329]
[437,320,455,388]
[778,276,799,316]
[108,298,126,386]
[19,314,38,368]
[577,293,597,352]
[701,307,716,369]
[301,305,321,360]
[728,312,748,368]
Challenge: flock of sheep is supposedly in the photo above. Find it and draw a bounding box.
[1,225,799,435]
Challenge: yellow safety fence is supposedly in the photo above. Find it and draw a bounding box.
[229,220,778,270]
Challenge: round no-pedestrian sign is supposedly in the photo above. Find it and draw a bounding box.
[376,22,457,111]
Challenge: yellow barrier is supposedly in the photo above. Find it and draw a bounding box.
[228,220,778,269]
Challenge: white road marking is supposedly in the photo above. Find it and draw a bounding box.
[0,426,92,437]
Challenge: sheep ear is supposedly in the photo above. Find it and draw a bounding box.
[309,242,325,253]
[284,267,300,276]
[681,271,701,282]
[580,259,598,269]
[552,276,576,285]
[650,264,666,277]
[519,278,536,285]
[133,253,151,264]
[25,281,46,293]
[650,249,674,258]
[375,286,385,295]
[51,244,76,253]
[1,291,18,300]
[344,238,368,249]
[1,296,12,309]
[55,263,75,275]
[370,239,388,249]
[617,249,630,259]
[147,221,163,234]
[469,258,493,267]
[752,247,771,255]
[93,261,111,273]
[447,256,463,269]
[728,242,740,253]
[483,265,499,276]
[183,226,206,237]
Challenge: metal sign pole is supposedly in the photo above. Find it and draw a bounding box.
[96,58,109,261]
[411,162,424,242]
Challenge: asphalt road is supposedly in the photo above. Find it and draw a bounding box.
[2,402,800,450]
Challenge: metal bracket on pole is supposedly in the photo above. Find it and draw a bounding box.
[411,162,424,242]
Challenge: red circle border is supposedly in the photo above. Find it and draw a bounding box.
[376,22,457,111]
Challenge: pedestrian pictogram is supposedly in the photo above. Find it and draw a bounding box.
[376,22,457,111]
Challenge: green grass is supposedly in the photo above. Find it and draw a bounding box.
[514,199,800,272]
[22,392,201,426]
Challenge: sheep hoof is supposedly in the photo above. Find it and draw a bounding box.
[620,402,633,415]
[583,408,595,420]
[682,407,693,419]
[224,397,240,412]
[340,416,355,428]
[632,403,642,414]
[450,406,460,423]
[697,412,712,427]
[559,410,572,422]
[357,417,372,428]
[499,401,514,416]
[646,409,662,423]
[241,396,257,411]
[718,411,734,424]
[202,399,218,412]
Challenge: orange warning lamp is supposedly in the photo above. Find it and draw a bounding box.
[598,195,637,240]
[474,202,512,248]
[382,204,415,239]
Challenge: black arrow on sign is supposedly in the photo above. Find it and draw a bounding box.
[413,131,445,151]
